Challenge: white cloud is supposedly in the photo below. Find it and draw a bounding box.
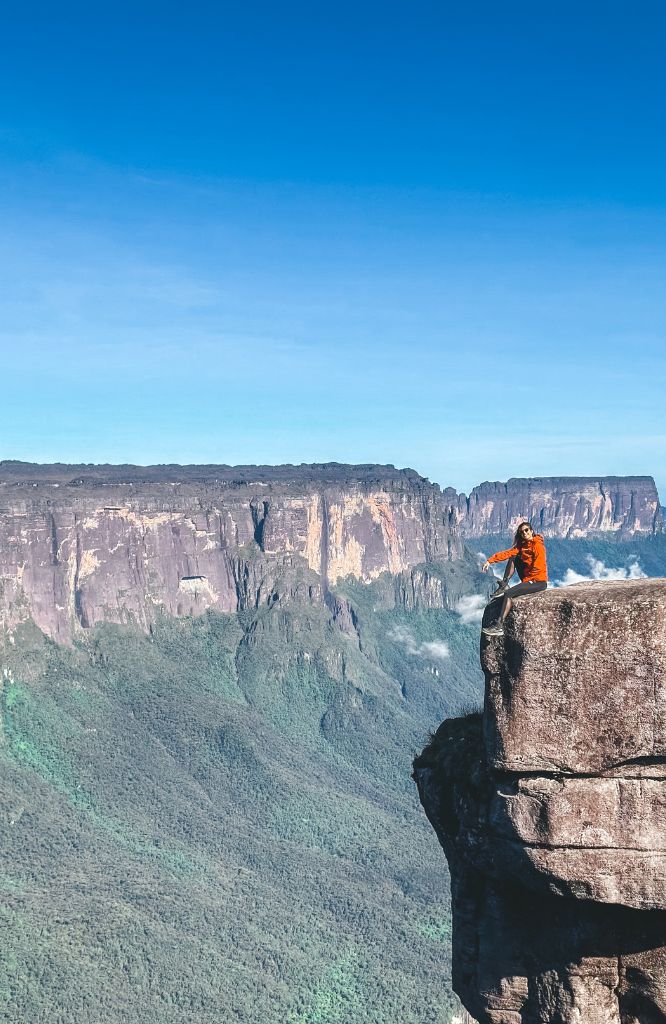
[388,625,450,660]
[453,593,487,625]
[420,640,451,661]
[555,555,647,587]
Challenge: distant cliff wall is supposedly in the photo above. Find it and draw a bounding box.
[0,463,463,642]
[455,476,663,538]
[414,580,666,1023]
[1,462,662,645]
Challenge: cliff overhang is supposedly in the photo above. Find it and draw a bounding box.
[414,579,666,1023]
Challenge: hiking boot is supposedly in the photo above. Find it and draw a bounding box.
[489,581,510,600]
[482,623,505,637]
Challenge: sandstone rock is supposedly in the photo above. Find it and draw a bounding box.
[0,463,464,642]
[456,476,663,538]
[414,578,666,1022]
[489,772,666,908]
[482,579,666,774]
[453,870,666,1024]
[490,774,666,852]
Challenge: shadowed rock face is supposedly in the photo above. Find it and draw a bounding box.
[414,579,666,1024]
[456,476,663,538]
[0,463,463,642]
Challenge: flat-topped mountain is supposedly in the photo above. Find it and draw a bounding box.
[0,462,662,642]
[456,475,663,537]
[0,462,464,642]
[0,461,485,1024]
[2,463,666,1023]
[0,460,429,489]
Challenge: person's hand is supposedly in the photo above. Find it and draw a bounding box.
[481,560,490,572]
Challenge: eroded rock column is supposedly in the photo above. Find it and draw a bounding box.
[414,580,666,1024]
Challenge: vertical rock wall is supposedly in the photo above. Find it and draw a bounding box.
[456,476,663,538]
[0,464,463,641]
[414,580,666,1024]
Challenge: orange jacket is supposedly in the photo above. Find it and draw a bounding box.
[488,534,548,583]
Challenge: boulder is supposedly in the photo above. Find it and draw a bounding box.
[482,579,666,774]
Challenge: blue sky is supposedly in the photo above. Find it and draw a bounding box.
[2,2,665,497]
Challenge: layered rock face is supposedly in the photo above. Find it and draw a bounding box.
[0,462,463,642]
[2,461,661,646]
[414,579,666,1023]
[456,476,663,538]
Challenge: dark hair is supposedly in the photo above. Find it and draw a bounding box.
[513,521,535,547]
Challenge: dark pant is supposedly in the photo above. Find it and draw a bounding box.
[495,578,547,622]
[504,579,548,600]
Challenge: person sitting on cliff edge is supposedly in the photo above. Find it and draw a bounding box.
[480,522,548,637]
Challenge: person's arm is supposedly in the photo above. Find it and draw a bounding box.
[532,534,548,578]
[482,546,518,572]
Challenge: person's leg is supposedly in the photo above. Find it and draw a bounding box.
[491,558,515,598]
[484,580,547,634]
[501,558,515,585]
[499,580,547,621]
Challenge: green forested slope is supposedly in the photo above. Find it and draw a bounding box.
[3,538,665,1024]
[0,576,483,1024]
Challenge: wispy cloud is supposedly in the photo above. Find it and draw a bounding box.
[420,640,451,660]
[388,625,450,661]
[453,594,487,625]
[554,555,647,587]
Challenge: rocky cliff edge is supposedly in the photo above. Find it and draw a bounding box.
[414,579,666,1023]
